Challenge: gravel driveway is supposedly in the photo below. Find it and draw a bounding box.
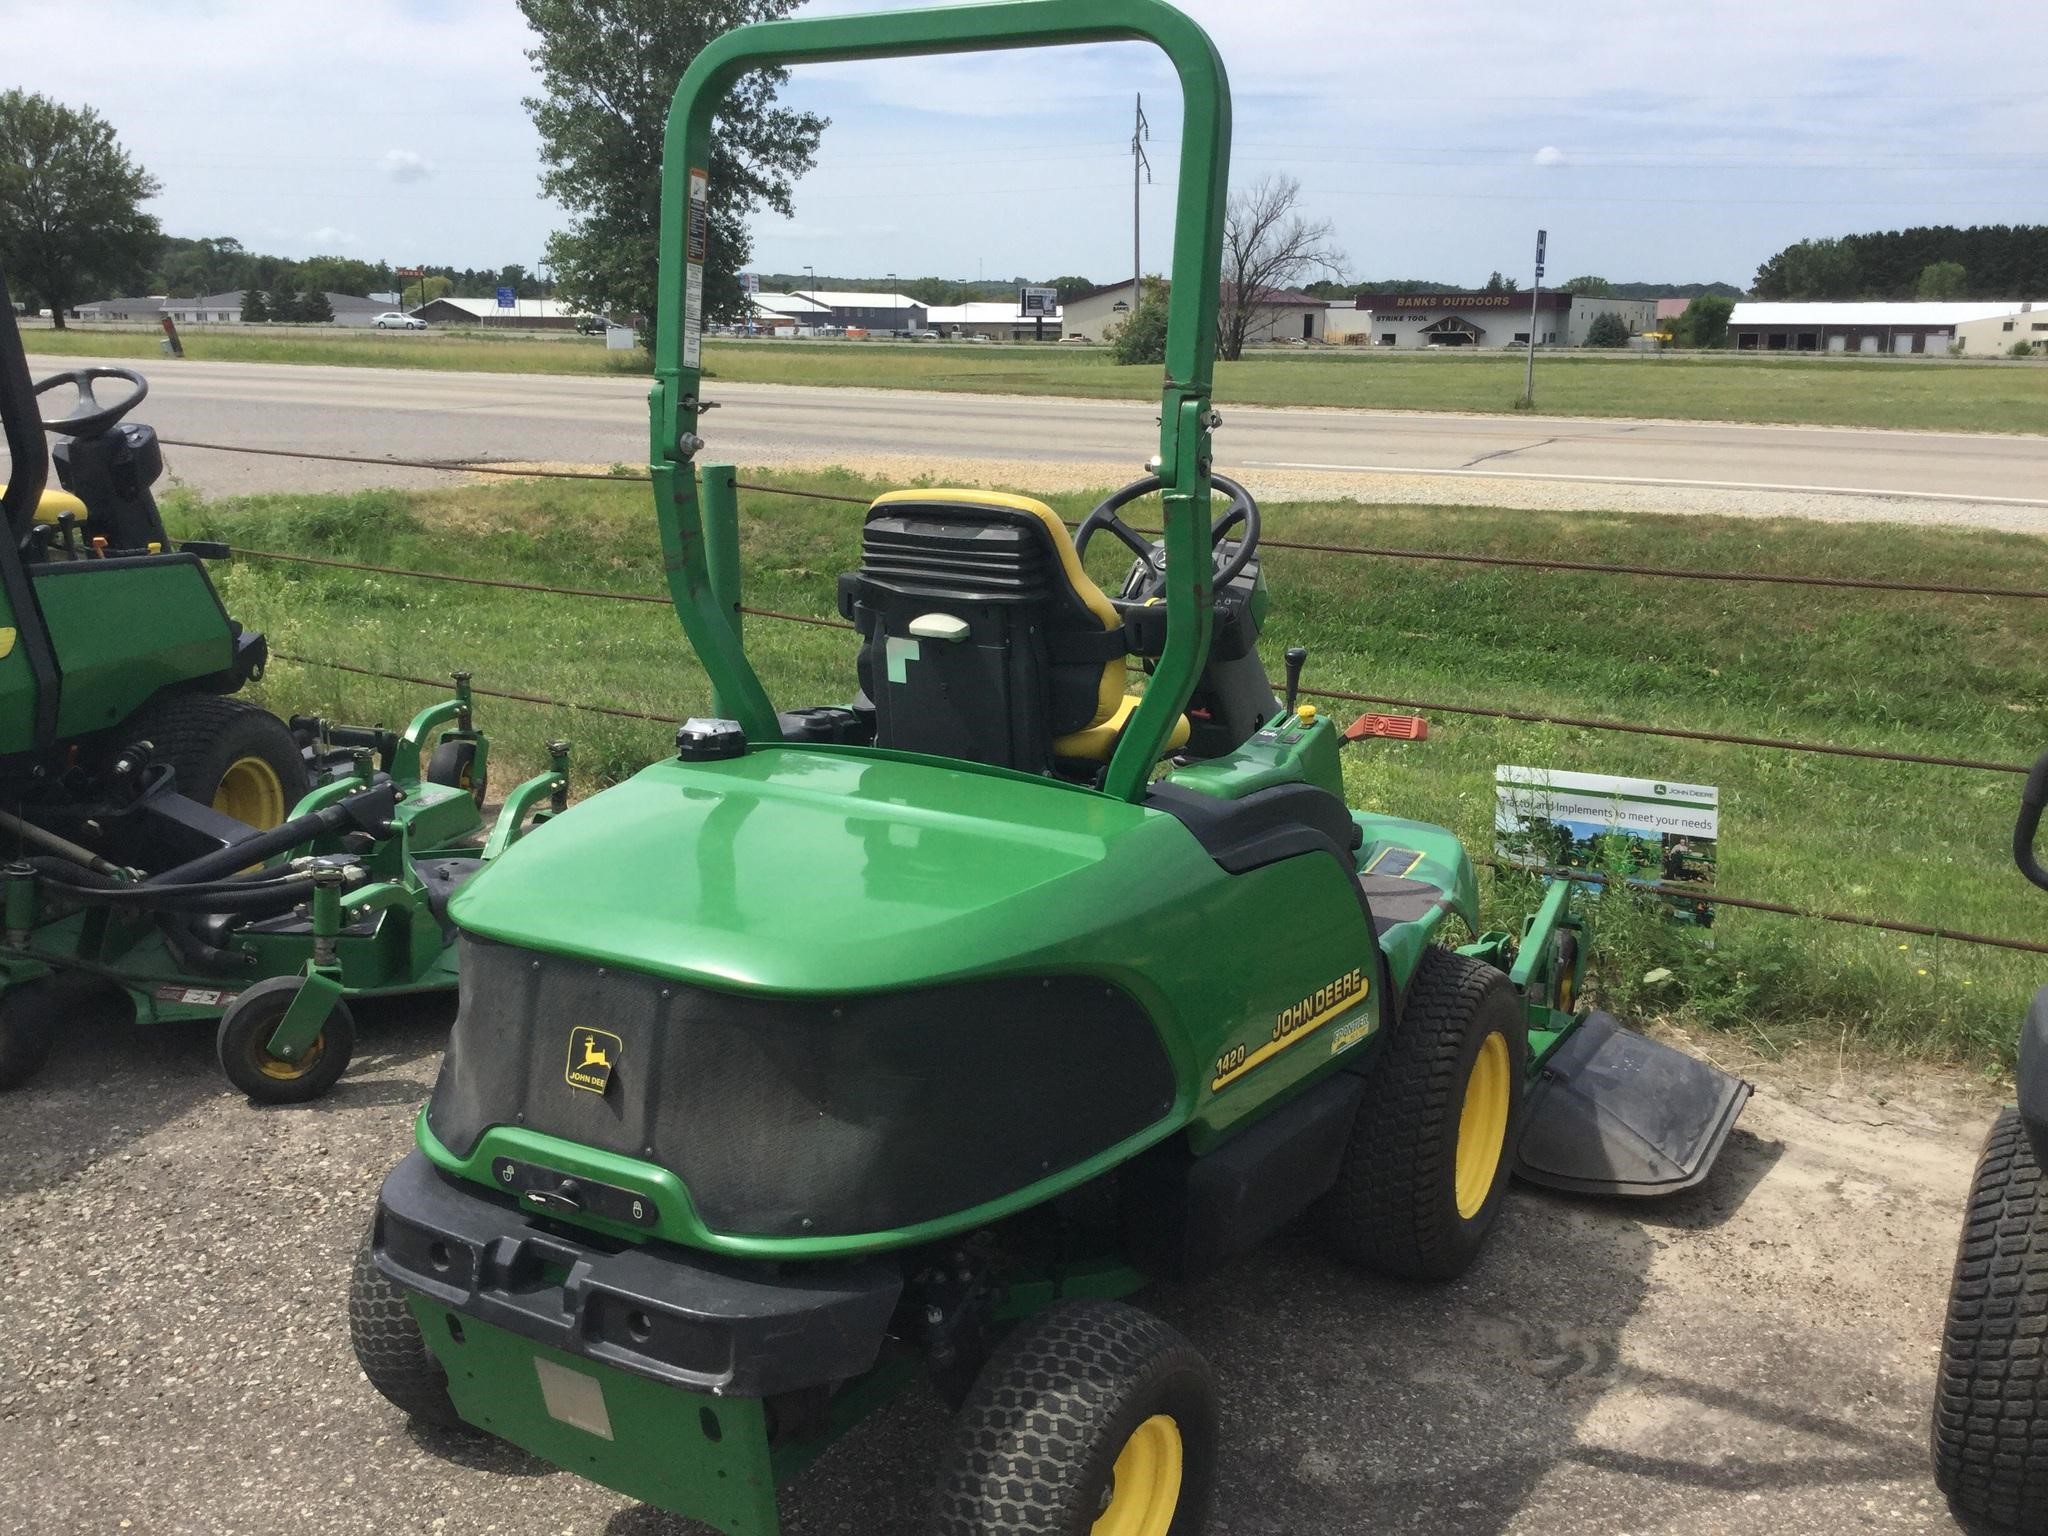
[0,1001,1994,1536]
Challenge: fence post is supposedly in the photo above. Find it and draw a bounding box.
[698,462,743,718]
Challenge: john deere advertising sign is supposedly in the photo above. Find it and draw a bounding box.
[1494,767,1719,925]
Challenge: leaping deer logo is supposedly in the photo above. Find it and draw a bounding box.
[579,1036,611,1071]
[566,1028,622,1092]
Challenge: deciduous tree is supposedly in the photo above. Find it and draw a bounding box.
[1218,175,1343,361]
[0,90,159,329]
[518,0,827,335]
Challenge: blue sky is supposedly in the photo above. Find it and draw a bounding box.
[5,0,2041,290]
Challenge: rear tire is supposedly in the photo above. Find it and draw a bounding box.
[1319,947,1527,1280]
[126,694,310,830]
[933,1299,1216,1536]
[348,1225,467,1430]
[216,977,354,1103]
[1933,1107,2048,1534]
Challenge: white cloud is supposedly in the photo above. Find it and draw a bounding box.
[380,149,434,183]
[1533,145,1568,167]
[304,226,359,247]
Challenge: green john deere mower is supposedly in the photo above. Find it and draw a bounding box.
[0,277,571,1102]
[352,4,1752,1531]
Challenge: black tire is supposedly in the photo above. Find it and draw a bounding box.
[348,1224,467,1430]
[933,1299,1217,1536]
[0,977,65,1090]
[426,739,486,808]
[215,976,354,1103]
[1934,1106,2048,1534]
[126,693,310,830]
[1319,947,1527,1281]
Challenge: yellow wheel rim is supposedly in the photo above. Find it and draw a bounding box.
[253,1031,324,1081]
[1454,1031,1512,1220]
[214,755,286,829]
[1093,1414,1182,1536]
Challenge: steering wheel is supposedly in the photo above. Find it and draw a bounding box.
[1074,472,1261,590]
[35,366,149,437]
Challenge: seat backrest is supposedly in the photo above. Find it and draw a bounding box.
[835,489,1125,773]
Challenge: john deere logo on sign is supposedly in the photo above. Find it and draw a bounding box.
[565,1028,622,1094]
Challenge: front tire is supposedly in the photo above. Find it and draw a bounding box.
[1319,947,1527,1280]
[348,1225,467,1429]
[216,977,354,1103]
[933,1299,1216,1536]
[1933,1107,2048,1533]
[126,694,310,830]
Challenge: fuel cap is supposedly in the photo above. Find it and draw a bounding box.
[675,717,747,761]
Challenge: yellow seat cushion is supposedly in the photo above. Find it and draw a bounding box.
[1054,692,1192,762]
[0,485,89,525]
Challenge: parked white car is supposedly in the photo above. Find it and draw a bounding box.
[373,312,427,330]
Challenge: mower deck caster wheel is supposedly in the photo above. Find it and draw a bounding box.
[427,739,486,808]
[0,978,68,1091]
[933,1299,1216,1536]
[347,1225,469,1431]
[1934,1106,2048,1534]
[216,977,354,1103]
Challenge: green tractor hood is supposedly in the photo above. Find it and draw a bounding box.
[448,744,1220,996]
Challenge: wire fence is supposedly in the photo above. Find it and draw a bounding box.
[175,434,2047,958]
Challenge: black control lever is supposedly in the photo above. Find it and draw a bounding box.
[1283,646,1307,715]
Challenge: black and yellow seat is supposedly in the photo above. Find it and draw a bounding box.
[0,484,89,530]
[836,488,1187,776]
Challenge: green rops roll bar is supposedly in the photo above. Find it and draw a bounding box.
[650,0,1231,801]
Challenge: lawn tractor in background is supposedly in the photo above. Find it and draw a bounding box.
[349,4,1752,1532]
[1933,748,2048,1535]
[0,275,572,1103]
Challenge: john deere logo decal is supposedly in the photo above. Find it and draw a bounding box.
[565,1027,622,1094]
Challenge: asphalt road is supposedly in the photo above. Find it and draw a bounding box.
[0,999,1996,1536]
[20,354,2048,524]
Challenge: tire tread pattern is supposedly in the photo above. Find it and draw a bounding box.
[347,1227,466,1430]
[932,1299,1215,1536]
[1934,1106,2048,1535]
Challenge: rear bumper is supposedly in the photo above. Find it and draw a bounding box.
[2017,986,2048,1171]
[372,1149,903,1398]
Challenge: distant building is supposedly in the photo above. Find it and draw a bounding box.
[923,300,1064,341]
[408,296,587,330]
[72,295,166,322]
[1351,290,1657,349]
[752,292,833,332]
[1061,282,1142,342]
[162,291,249,324]
[1727,300,2033,354]
[1946,305,2047,356]
[785,289,926,333]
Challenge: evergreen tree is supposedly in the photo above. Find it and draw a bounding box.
[241,287,270,323]
[300,289,333,322]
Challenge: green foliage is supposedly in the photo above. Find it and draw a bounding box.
[1675,292,1734,349]
[1755,224,2048,300]
[270,290,304,323]
[1483,271,1519,293]
[1583,311,1632,348]
[519,0,827,329]
[1109,293,1169,366]
[1561,275,1614,297]
[2014,340,2037,359]
[298,289,333,323]
[1916,260,1968,300]
[240,287,270,324]
[0,90,160,327]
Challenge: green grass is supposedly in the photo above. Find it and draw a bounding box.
[32,325,2048,433]
[164,475,2048,1067]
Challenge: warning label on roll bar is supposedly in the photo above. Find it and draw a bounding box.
[684,166,708,369]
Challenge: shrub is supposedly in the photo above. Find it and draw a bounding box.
[1110,294,1169,366]
[1583,312,1631,348]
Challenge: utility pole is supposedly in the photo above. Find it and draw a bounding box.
[1522,228,1547,409]
[1131,92,1151,318]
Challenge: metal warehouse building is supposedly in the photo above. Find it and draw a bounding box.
[1351,291,1656,349]
[1726,300,2032,355]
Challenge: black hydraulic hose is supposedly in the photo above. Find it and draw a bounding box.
[156,911,256,976]
[0,806,132,879]
[2017,747,2048,893]
[147,785,393,887]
